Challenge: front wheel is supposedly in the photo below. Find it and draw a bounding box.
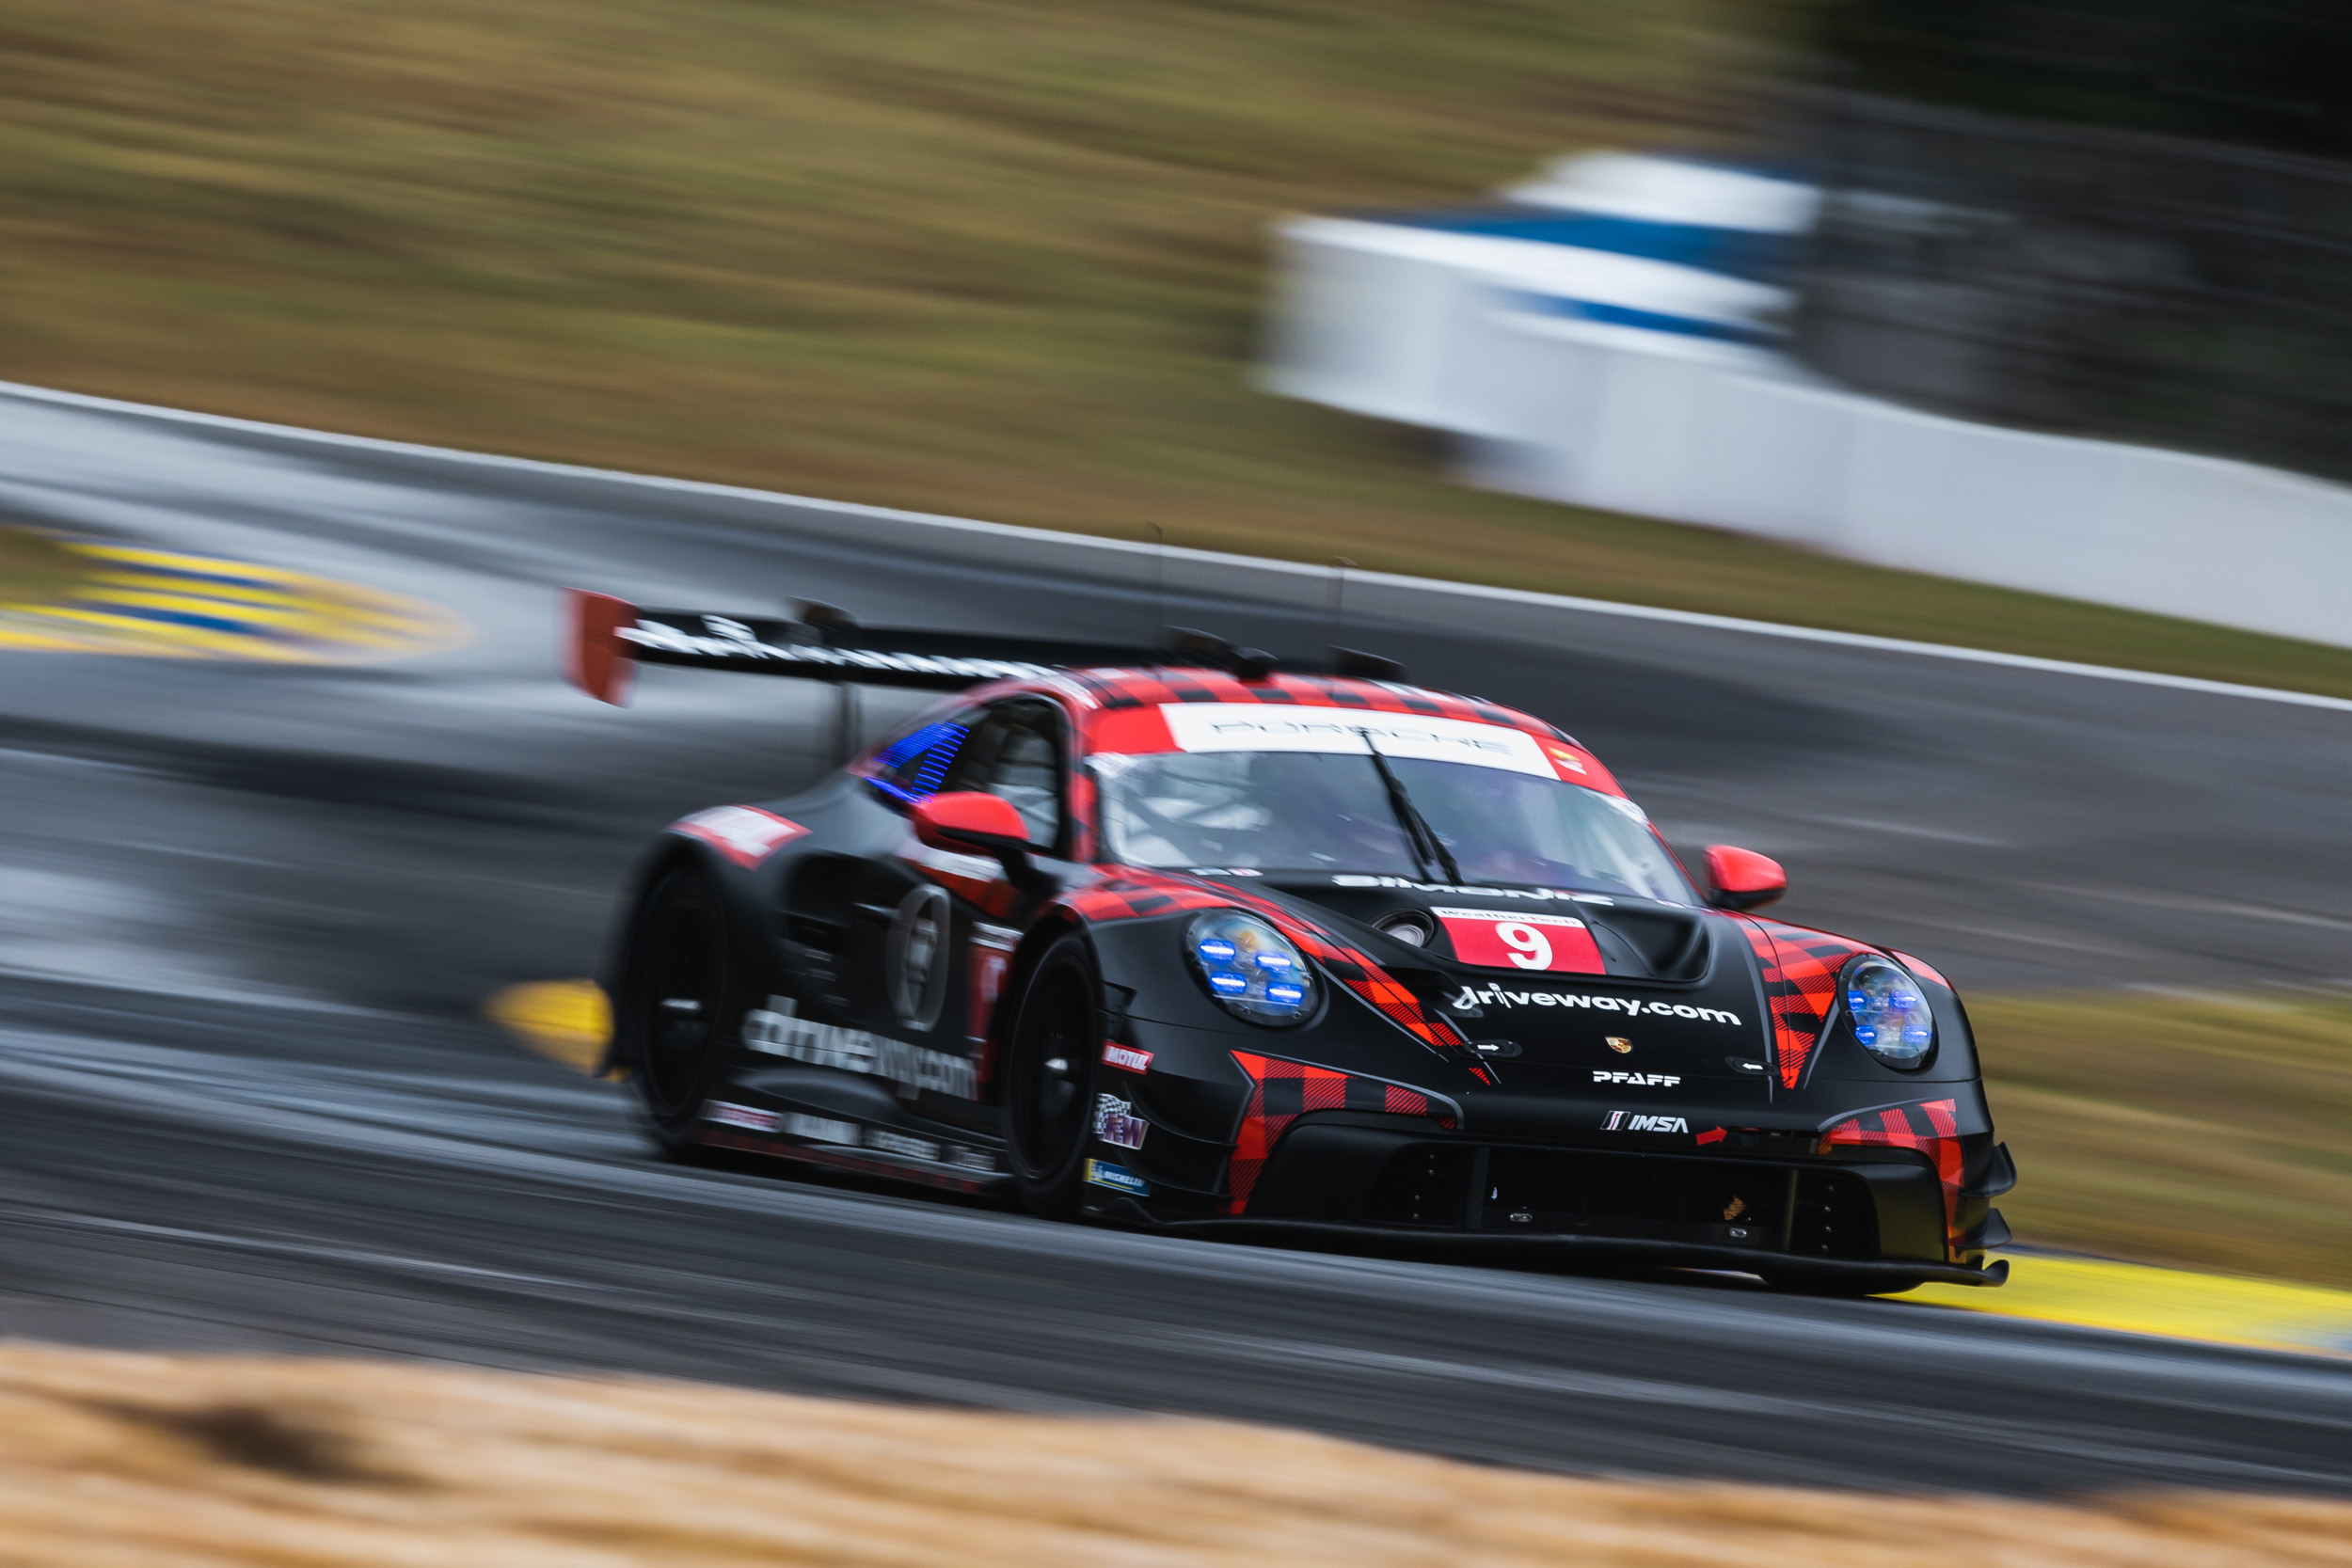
[1001,933,1103,1219]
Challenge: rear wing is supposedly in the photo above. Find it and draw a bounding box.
[562,590,1264,705]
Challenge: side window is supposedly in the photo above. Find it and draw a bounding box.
[867,714,971,802]
[942,701,1065,849]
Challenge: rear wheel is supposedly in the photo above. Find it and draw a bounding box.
[620,863,739,1160]
[1001,933,1102,1219]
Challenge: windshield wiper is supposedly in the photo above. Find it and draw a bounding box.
[1357,732,1464,885]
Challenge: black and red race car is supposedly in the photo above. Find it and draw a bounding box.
[566,593,2014,1294]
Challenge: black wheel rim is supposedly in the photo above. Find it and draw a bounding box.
[636,879,722,1120]
[1010,964,1091,1179]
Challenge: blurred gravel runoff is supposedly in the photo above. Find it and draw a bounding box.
[3,1346,2349,1568]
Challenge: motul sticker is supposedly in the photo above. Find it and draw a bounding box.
[1102,1042,1153,1073]
[673,805,808,868]
[1432,908,1604,974]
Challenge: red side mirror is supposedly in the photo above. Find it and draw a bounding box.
[1705,845,1787,911]
[912,791,1031,853]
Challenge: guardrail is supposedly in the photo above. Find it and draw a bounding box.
[1263,181,2352,653]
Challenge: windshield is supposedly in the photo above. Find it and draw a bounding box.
[1094,749,1692,902]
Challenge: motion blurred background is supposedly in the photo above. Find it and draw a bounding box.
[5,0,2351,683]
[0,3,2349,1527]
[1813,0,2352,471]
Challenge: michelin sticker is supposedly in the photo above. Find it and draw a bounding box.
[741,995,977,1099]
[1084,1159,1150,1196]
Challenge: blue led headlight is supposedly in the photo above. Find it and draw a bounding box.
[1186,911,1317,1026]
[1841,956,1934,1068]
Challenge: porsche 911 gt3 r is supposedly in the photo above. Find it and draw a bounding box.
[567,593,2014,1294]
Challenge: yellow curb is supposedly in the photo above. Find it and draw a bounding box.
[487,978,612,1074]
[481,978,2352,1360]
[1905,1255,2352,1357]
[0,538,467,664]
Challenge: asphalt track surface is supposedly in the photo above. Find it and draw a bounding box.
[1,388,2348,1497]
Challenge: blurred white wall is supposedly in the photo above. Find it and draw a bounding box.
[1263,155,2352,652]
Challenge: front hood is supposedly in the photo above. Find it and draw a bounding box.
[1247,872,1774,1101]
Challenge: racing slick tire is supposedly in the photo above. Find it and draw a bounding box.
[615,861,750,1164]
[1001,932,1104,1220]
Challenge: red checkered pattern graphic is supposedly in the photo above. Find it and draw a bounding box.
[1057,869,1238,925]
[1736,918,1878,1089]
[1819,1099,1965,1257]
[1054,870,1489,1079]
[1226,1052,1458,1212]
[1065,761,1101,864]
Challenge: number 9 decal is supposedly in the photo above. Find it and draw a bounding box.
[1497,922,1552,970]
[1430,908,1605,974]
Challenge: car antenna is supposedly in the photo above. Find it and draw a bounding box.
[789,600,861,767]
[1327,556,1358,674]
[1146,521,1166,643]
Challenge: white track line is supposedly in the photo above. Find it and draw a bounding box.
[7,377,2349,716]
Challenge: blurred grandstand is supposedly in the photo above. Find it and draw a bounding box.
[1803,0,2352,484]
[1264,0,2352,649]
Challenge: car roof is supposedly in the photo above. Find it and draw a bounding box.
[1040,667,1571,740]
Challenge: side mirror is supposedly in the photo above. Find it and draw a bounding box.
[912,791,1032,855]
[1704,845,1787,911]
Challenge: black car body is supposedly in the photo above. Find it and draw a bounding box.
[571,593,2014,1294]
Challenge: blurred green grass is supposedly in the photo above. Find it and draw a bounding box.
[5,1,2352,695]
[0,524,86,604]
[1975,990,2352,1289]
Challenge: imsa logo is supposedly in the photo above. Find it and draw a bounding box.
[1601,1111,1690,1133]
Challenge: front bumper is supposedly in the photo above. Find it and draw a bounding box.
[1088,1117,2006,1289]
[1116,1214,2008,1291]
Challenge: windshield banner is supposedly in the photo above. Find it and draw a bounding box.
[1152,703,1557,778]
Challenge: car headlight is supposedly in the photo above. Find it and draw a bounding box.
[1842,956,1934,1068]
[1187,911,1317,1026]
